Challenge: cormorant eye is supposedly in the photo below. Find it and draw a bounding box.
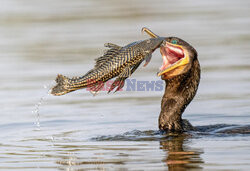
[171,40,177,44]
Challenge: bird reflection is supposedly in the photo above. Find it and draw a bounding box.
[160,134,203,170]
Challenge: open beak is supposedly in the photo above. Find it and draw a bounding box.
[158,42,190,77]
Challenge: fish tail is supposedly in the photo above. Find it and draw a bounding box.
[51,74,79,96]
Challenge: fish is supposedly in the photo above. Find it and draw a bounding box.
[51,27,164,96]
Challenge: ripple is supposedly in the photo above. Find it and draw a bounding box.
[92,124,250,141]
[91,130,164,141]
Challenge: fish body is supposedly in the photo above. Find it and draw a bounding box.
[51,37,164,96]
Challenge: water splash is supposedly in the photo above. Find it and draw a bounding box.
[33,96,45,130]
[32,82,54,130]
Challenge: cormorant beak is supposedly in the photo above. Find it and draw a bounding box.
[158,41,190,78]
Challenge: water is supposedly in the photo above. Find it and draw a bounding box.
[1,0,250,170]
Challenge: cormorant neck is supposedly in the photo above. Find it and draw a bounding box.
[159,59,200,132]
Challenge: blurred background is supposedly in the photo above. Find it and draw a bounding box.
[0,0,250,170]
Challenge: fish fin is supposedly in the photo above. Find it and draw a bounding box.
[108,66,131,93]
[130,61,143,74]
[143,53,152,67]
[114,80,125,93]
[87,81,105,96]
[112,62,143,92]
[94,56,108,68]
[94,43,122,68]
[104,43,122,49]
[109,62,144,93]
[51,74,74,96]
[108,78,125,93]
[108,79,119,93]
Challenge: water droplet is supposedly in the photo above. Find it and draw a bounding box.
[33,81,54,130]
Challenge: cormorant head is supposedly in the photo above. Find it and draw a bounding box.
[158,37,197,80]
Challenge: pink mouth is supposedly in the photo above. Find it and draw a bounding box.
[160,43,185,71]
